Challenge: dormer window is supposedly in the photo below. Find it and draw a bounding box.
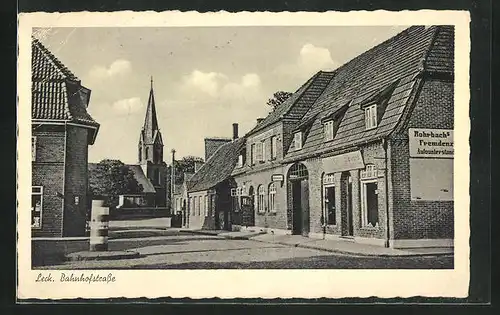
[292,132,302,150]
[237,154,244,168]
[365,104,378,130]
[323,120,334,141]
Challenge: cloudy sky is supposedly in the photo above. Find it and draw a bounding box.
[34,26,408,164]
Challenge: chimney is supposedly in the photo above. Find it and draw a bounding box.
[232,123,239,140]
[257,118,264,124]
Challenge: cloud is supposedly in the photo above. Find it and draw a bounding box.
[182,70,227,97]
[179,70,263,104]
[275,43,338,80]
[111,97,143,114]
[88,59,132,79]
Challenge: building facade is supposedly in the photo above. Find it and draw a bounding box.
[184,124,245,230]
[230,26,454,248]
[31,38,99,237]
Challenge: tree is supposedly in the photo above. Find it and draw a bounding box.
[267,91,293,111]
[89,159,143,208]
[165,156,204,208]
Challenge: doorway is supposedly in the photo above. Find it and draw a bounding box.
[341,171,354,236]
[288,163,310,236]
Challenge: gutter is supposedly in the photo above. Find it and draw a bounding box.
[382,138,391,248]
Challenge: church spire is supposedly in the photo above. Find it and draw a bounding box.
[142,75,159,142]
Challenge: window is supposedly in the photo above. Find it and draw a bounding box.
[250,144,255,165]
[268,183,276,213]
[31,136,37,161]
[323,174,336,225]
[255,142,263,162]
[138,147,142,161]
[257,185,266,213]
[210,195,216,217]
[261,140,266,162]
[31,186,43,229]
[292,132,303,150]
[197,196,201,216]
[365,104,378,129]
[189,197,193,215]
[324,120,334,141]
[204,195,209,216]
[271,136,277,160]
[360,165,379,227]
[237,154,244,168]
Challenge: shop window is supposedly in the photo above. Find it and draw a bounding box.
[322,174,336,225]
[31,186,43,229]
[323,120,334,141]
[268,183,276,213]
[257,185,266,213]
[360,165,379,227]
[365,104,378,130]
[31,136,37,161]
[271,136,277,160]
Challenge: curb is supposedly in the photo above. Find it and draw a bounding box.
[66,250,141,261]
[249,237,453,258]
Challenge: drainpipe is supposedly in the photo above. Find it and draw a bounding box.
[382,138,391,248]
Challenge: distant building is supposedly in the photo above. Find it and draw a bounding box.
[31,37,99,237]
[98,78,170,214]
[184,124,245,230]
[208,26,454,249]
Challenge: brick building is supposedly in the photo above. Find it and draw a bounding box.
[183,124,245,230]
[31,38,99,237]
[230,25,454,248]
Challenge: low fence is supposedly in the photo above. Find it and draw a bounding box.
[111,207,171,220]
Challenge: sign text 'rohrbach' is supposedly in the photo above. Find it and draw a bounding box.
[409,128,454,158]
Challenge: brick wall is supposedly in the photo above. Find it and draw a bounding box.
[32,130,65,237]
[234,165,287,230]
[390,79,454,240]
[63,126,89,237]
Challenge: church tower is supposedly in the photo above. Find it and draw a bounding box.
[138,77,166,207]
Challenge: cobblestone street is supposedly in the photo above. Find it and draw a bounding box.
[35,231,453,270]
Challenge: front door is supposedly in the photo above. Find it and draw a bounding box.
[341,172,354,237]
[292,181,302,235]
[300,179,310,236]
[241,196,255,227]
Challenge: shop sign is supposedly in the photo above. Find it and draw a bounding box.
[323,150,365,173]
[271,174,284,182]
[409,128,454,158]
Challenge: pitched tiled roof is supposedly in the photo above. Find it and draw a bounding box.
[247,71,335,136]
[188,138,246,193]
[127,165,156,193]
[284,26,454,161]
[31,37,99,135]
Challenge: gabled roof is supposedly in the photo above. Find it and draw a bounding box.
[188,138,246,193]
[284,25,454,162]
[127,165,156,193]
[247,71,335,136]
[32,37,99,143]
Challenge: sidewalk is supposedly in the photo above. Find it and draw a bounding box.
[182,229,453,257]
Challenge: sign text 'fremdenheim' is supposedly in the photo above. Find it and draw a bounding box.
[409,128,454,158]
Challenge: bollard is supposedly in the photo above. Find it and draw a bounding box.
[90,199,109,251]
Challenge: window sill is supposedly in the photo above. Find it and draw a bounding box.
[365,126,378,131]
[360,224,380,231]
[268,211,277,216]
[257,211,266,215]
